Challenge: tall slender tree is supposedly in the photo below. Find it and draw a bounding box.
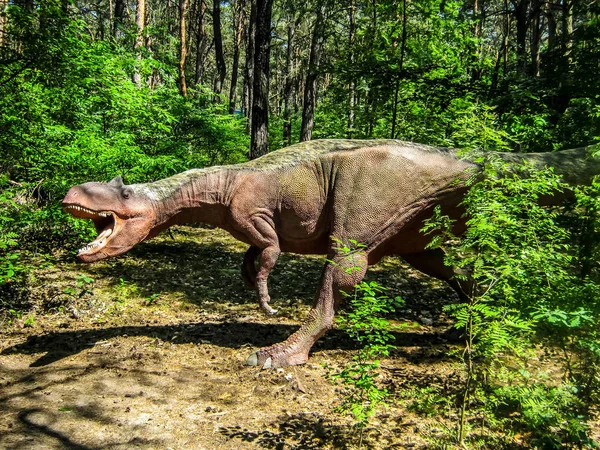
[194,0,208,85]
[178,0,190,97]
[229,0,246,113]
[347,0,356,138]
[300,3,326,142]
[250,0,273,158]
[243,0,256,126]
[512,0,531,72]
[561,0,573,64]
[113,0,125,37]
[390,0,407,139]
[213,0,226,100]
[282,13,296,146]
[0,0,8,48]
[133,0,146,85]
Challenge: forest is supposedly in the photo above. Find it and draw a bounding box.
[1,0,600,448]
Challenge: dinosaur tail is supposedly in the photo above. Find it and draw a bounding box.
[495,145,600,187]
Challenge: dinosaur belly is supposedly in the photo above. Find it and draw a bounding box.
[278,165,327,242]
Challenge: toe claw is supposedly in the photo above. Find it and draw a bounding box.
[260,304,278,315]
[262,357,272,369]
[245,352,259,366]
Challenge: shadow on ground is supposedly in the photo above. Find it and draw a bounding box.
[15,407,163,449]
[1,227,466,449]
[81,226,458,317]
[219,412,352,449]
[1,321,459,368]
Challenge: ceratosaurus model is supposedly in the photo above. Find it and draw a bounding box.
[63,139,600,367]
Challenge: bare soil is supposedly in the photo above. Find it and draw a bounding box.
[0,226,541,449]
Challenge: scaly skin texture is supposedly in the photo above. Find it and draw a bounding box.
[63,139,600,368]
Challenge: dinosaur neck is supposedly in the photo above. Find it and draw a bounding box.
[135,168,243,234]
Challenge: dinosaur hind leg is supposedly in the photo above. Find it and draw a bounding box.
[245,251,368,368]
[401,249,472,301]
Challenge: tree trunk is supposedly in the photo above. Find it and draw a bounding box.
[282,14,295,146]
[366,88,374,137]
[502,0,510,77]
[471,0,484,81]
[530,3,541,76]
[490,49,502,92]
[561,0,573,64]
[194,0,208,85]
[300,4,326,142]
[213,0,226,100]
[178,0,190,97]
[390,0,407,139]
[250,0,273,159]
[0,0,8,48]
[113,0,125,37]
[294,44,302,113]
[133,0,146,85]
[514,0,529,72]
[347,0,356,138]
[546,2,557,52]
[229,0,246,114]
[243,0,256,127]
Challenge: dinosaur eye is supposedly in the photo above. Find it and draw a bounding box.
[122,188,133,199]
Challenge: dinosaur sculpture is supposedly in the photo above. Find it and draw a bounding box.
[62,139,600,368]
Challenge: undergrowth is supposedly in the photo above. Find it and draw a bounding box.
[419,155,600,448]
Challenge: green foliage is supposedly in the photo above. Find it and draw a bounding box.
[0,178,24,286]
[115,278,138,303]
[326,280,403,448]
[0,2,249,315]
[421,158,600,447]
[325,239,404,447]
[491,383,594,449]
[402,386,453,418]
[62,274,95,299]
[311,0,600,150]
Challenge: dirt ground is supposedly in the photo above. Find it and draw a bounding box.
[0,226,541,449]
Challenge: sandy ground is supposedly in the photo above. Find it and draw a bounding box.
[2,226,582,449]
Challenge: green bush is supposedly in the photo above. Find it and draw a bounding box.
[0,3,249,315]
[422,156,600,447]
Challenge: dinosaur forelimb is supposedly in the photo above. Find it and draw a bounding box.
[241,245,279,314]
[243,215,282,315]
[256,244,280,315]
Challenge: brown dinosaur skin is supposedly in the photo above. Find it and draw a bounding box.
[62,139,600,368]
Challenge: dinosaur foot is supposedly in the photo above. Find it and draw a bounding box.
[259,302,278,315]
[244,344,309,369]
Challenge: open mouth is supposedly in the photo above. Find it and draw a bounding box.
[63,204,117,256]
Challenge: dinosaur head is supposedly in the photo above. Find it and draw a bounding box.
[62,176,156,262]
